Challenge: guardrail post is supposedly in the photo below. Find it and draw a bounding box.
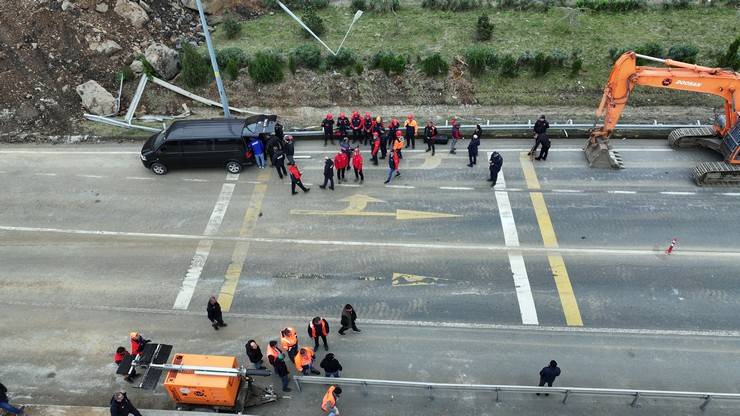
[561,390,570,404]
[293,377,301,392]
[362,381,368,397]
[700,395,712,411]
[427,385,434,400]
[495,387,500,403]
[630,392,641,408]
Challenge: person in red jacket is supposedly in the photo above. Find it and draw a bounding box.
[129,332,149,356]
[363,112,374,145]
[287,162,310,195]
[350,111,364,144]
[333,150,349,183]
[370,132,380,165]
[352,147,364,183]
[114,347,139,383]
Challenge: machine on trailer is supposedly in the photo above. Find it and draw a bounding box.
[585,51,740,185]
[116,343,277,412]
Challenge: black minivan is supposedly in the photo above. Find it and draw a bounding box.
[140,114,278,175]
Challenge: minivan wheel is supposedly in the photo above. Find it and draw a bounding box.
[226,161,242,174]
[151,162,168,175]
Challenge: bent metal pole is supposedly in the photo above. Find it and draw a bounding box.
[195,0,231,119]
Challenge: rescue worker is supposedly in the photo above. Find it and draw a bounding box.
[0,382,25,415]
[280,327,299,362]
[333,150,349,183]
[321,385,342,416]
[338,304,361,335]
[386,118,400,152]
[424,120,437,155]
[370,132,381,165]
[129,332,149,356]
[287,162,310,195]
[308,316,330,351]
[337,112,350,138]
[340,138,353,171]
[113,347,139,383]
[450,117,462,154]
[271,145,287,179]
[265,134,282,167]
[404,114,418,149]
[245,340,267,370]
[274,354,292,392]
[352,147,364,183]
[467,134,480,167]
[537,360,561,396]
[393,130,405,158]
[319,156,335,190]
[319,353,343,378]
[488,151,503,187]
[294,347,321,375]
[529,114,549,157]
[274,121,284,140]
[283,135,296,164]
[321,113,335,146]
[266,340,283,367]
[363,112,374,145]
[109,391,141,416]
[207,296,227,330]
[373,116,387,158]
[536,133,551,161]
[384,149,400,184]
[350,111,364,144]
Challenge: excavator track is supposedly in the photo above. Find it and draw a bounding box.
[692,161,740,186]
[668,127,717,149]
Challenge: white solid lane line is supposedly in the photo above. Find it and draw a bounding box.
[226,173,240,181]
[77,174,105,179]
[439,186,475,190]
[386,185,415,189]
[720,193,740,196]
[34,173,57,176]
[182,178,208,182]
[608,190,637,194]
[552,189,583,193]
[660,191,697,195]
[172,183,236,310]
[125,176,154,181]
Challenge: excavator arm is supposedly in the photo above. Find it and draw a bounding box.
[586,51,740,169]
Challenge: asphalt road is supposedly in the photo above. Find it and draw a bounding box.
[1,138,739,415]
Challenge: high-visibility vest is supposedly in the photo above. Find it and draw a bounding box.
[266,344,281,361]
[294,347,314,370]
[281,328,297,350]
[321,386,337,412]
[309,320,328,338]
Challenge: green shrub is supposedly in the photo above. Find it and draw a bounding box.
[288,54,297,74]
[371,51,406,75]
[608,46,630,62]
[180,44,211,88]
[500,54,519,77]
[291,44,323,68]
[262,0,328,9]
[216,47,249,69]
[420,53,449,77]
[301,6,325,38]
[550,48,568,67]
[366,0,400,12]
[663,0,692,9]
[355,62,364,75]
[464,46,492,76]
[635,41,664,58]
[136,55,157,78]
[533,52,551,75]
[422,0,488,11]
[225,58,239,80]
[117,65,135,82]
[667,44,699,63]
[351,0,366,11]
[717,36,740,70]
[222,12,242,39]
[343,66,354,77]
[570,57,583,77]
[327,48,357,68]
[475,14,494,41]
[516,50,534,67]
[499,0,560,11]
[249,51,284,84]
[576,0,644,12]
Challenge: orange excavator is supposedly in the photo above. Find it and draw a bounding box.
[585,51,740,185]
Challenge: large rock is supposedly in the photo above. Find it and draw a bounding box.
[75,80,116,115]
[96,3,109,12]
[90,39,122,56]
[144,43,179,80]
[180,0,224,14]
[114,0,149,28]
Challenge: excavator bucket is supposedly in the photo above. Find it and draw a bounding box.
[584,137,624,169]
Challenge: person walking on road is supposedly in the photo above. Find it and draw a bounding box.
[207,296,227,330]
[424,120,437,155]
[281,327,299,362]
[245,340,267,370]
[308,316,330,351]
[320,156,335,190]
[404,114,418,149]
[322,114,335,146]
[110,392,141,416]
[321,385,342,416]
[333,150,348,183]
[271,146,287,179]
[450,117,462,154]
[384,150,400,184]
[352,148,364,183]
[536,360,561,396]
[320,353,343,378]
[294,347,321,375]
[373,116,387,159]
[488,151,503,188]
[338,304,361,335]
[0,382,25,415]
[529,115,549,158]
[266,340,283,367]
[250,137,266,169]
[467,134,480,167]
[287,162,310,195]
[283,135,296,164]
[274,354,292,392]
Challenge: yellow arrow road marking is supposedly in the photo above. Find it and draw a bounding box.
[395,209,460,220]
[339,194,385,211]
[392,273,449,286]
[419,155,442,170]
[290,208,460,220]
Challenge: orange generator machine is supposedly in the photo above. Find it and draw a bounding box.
[117,343,277,412]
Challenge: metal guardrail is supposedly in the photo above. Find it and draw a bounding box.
[293,376,740,411]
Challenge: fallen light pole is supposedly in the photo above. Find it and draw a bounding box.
[195,0,231,118]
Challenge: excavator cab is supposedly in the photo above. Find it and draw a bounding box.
[722,123,740,165]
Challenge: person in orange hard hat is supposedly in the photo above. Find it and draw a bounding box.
[280,327,299,362]
[404,114,418,149]
[321,385,342,416]
[294,347,321,375]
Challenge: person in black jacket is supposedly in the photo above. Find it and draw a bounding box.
[338,304,360,335]
[265,135,281,166]
[274,121,285,140]
[272,147,287,179]
[536,134,551,161]
[473,124,483,139]
[245,340,267,370]
[0,382,25,415]
[423,120,437,155]
[536,360,561,396]
[320,353,343,378]
[321,114,335,146]
[207,296,226,330]
[319,156,335,190]
[488,151,503,187]
[467,134,480,167]
[529,115,549,157]
[109,392,141,416]
[274,354,292,392]
[283,135,295,164]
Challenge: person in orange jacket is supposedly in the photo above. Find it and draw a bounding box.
[362,112,374,145]
[384,149,400,184]
[333,150,349,183]
[308,316,330,351]
[321,385,342,416]
[281,327,299,362]
[287,162,310,195]
[294,347,321,375]
[352,147,364,183]
[404,114,418,149]
[265,340,283,367]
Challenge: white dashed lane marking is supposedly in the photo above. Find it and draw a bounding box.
[660,191,697,195]
[125,176,154,181]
